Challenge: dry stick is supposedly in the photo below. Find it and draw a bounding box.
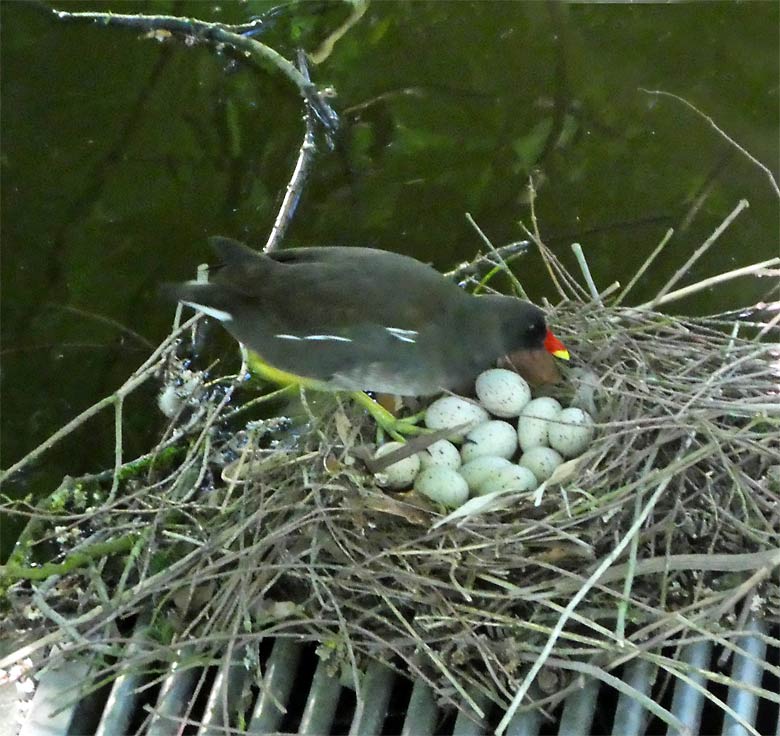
[757,307,780,340]
[650,199,750,309]
[264,51,318,254]
[445,241,530,281]
[264,114,315,253]
[465,213,529,299]
[599,281,622,301]
[496,437,702,736]
[615,487,643,642]
[52,9,313,105]
[524,179,571,300]
[614,228,674,306]
[638,257,780,310]
[640,88,780,201]
[107,394,124,502]
[55,9,334,253]
[518,222,583,301]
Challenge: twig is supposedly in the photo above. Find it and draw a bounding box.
[107,394,124,502]
[522,179,568,300]
[757,305,780,340]
[638,257,780,310]
[445,241,530,280]
[678,153,732,233]
[651,199,749,308]
[641,88,780,200]
[52,9,312,102]
[615,480,645,641]
[614,228,674,306]
[465,213,528,299]
[264,52,318,253]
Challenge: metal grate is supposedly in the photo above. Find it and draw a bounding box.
[14,617,779,736]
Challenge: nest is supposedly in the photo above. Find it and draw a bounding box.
[2,243,779,731]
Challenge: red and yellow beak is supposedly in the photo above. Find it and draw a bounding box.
[544,330,570,360]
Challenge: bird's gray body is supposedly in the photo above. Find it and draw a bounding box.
[164,237,548,395]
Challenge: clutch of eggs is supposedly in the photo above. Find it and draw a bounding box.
[374,368,595,509]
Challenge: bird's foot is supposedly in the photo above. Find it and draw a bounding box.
[350,392,427,442]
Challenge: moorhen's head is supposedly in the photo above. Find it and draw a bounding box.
[477,295,566,354]
[473,295,569,385]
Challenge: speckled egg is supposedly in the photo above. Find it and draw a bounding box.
[519,446,564,482]
[461,420,518,463]
[373,442,421,489]
[517,397,563,451]
[458,456,514,493]
[417,439,462,471]
[424,395,490,442]
[475,464,538,495]
[414,466,470,508]
[475,368,532,418]
[548,408,595,458]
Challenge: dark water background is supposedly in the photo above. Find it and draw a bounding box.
[1,0,778,553]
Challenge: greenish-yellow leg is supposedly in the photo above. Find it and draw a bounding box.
[244,350,426,441]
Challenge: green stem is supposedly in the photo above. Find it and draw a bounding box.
[1,533,141,583]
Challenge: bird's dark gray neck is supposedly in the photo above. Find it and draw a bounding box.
[451,294,514,356]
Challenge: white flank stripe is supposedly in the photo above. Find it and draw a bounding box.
[274,333,352,342]
[386,326,418,344]
[182,301,233,322]
[304,334,353,342]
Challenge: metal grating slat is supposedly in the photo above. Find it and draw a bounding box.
[667,638,713,736]
[19,660,89,736]
[248,639,303,734]
[452,689,491,736]
[611,658,656,736]
[198,647,251,736]
[94,614,151,736]
[400,679,438,736]
[93,661,144,736]
[556,676,600,736]
[723,618,768,736]
[504,698,544,736]
[348,660,395,736]
[146,655,201,736]
[298,655,342,735]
